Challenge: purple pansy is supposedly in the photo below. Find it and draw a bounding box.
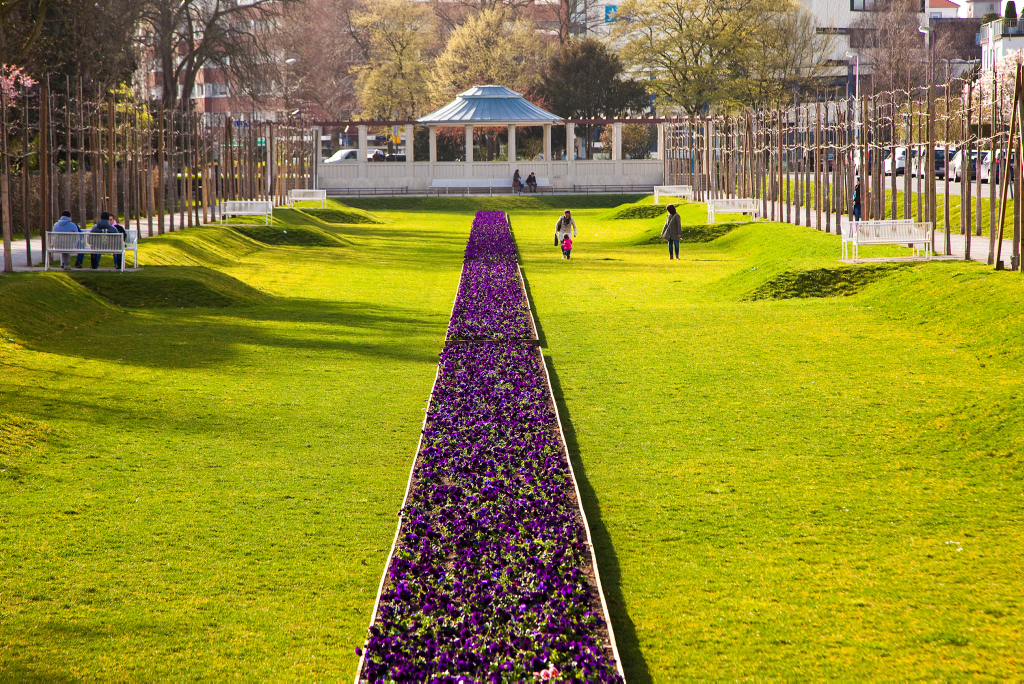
[360,212,621,683]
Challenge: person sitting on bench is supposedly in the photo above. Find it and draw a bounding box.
[525,172,537,193]
[89,212,122,270]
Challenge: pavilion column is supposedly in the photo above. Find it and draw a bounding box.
[612,122,623,161]
[465,125,473,164]
[405,124,414,164]
[508,124,516,163]
[657,122,665,161]
[566,123,576,190]
[428,126,437,163]
[543,124,552,162]
[357,124,368,181]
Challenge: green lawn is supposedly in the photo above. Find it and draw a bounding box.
[2,196,1023,680]
[513,202,1024,679]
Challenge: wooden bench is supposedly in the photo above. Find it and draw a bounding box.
[842,219,933,260]
[653,185,693,203]
[45,229,138,271]
[220,200,273,226]
[287,189,327,207]
[707,198,760,223]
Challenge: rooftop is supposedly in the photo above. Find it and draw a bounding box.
[418,86,563,126]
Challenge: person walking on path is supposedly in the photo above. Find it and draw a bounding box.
[852,179,862,222]
[561,234,573,259]
[89,212,121,270]
[555,210,577,245]
[661,204,682,260]
[513,169,522,195]
[52,211,83,270]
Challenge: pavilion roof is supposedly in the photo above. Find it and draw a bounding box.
[417,86,563,126]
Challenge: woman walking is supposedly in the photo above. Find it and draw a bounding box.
[661,204,682,260]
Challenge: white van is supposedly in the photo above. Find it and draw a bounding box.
[324,148,359,162]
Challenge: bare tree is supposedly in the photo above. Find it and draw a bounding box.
[142,0,296,110]
[279,0,365,119]
[854,0,928,92]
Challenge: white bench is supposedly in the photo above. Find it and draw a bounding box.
[287,189,327,207]
[220,200,273,226]
[707,198,760,223]
[842,219,933,260]
[45,229,138,271]
[429,178,551,194]
[654,185,693,203]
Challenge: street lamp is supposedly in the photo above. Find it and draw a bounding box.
[283,57,298,119]
[918,25,935,85]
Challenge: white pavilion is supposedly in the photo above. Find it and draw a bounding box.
[315,86,665,193]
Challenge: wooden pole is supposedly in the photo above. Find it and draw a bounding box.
[1,79,13,272]
[157,108,165,234]
[21,82,32,260]
[996,65,1022,269]
[40,78,51,245]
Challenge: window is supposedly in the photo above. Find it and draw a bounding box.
[851,0,874,11]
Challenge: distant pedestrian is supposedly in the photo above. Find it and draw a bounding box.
[89,211,121,270]
[52,211,83,270]
[554,210,577,245]
[661,204,682,260]
[853,178,862,222]
[513,169,522,195]
[561,234,573,259]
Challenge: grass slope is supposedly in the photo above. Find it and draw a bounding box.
[3,197,1023,680]
[0,208,466,679]
[512,200,1024,680]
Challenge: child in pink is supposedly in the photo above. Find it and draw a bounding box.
[561,235,573,259]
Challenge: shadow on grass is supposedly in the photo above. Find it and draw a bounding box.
[521,271,651,683]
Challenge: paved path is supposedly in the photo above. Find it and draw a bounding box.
[761,200,1019,267]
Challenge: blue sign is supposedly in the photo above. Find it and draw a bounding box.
[605,5,618,22]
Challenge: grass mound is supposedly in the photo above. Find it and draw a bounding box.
[606,203,668,220]
[300,207,382,225]
[73,266,266,308]
[746,264,900,300]
[141,226,264,267]
[232,224,344,247]
[0,415,48,484]
[642,222,747,244]
[342,195,646,212]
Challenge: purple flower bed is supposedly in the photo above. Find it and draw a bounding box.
[447,211,534,340]
[359,342,622,682]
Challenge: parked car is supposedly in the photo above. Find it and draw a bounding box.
[908,148,950,179]
[988,149,1015,184]
[324,148,359,162]
[884,147,907,176]
[949,150,990,182]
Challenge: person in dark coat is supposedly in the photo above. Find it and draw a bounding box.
[853,179,862,222]
[525,172,537,193]
[89,211,122,270]
[513,169,522,194]
[661,204,683,260]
